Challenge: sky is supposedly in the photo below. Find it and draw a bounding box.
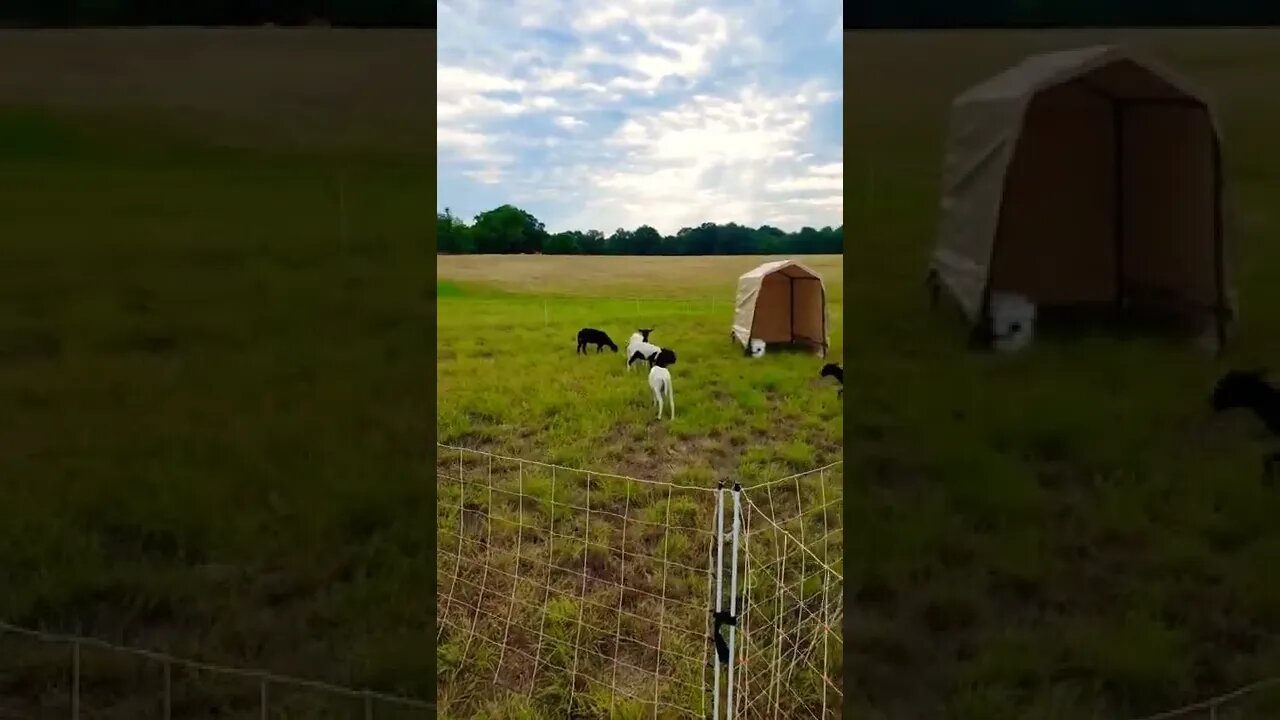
[437,0,843,236]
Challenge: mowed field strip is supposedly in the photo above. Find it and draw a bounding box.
[0,29,430,718]
[849,29,1280,719]
[435,254,844,719]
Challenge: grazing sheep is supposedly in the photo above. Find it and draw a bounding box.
[649,364,675,420]
[1211,368,1280,476]
[652,348,676,368]
[576,328,618,354]
[629,328,654,346]
[820,363,843,397]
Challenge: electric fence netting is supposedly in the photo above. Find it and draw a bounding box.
[436,444,843,719]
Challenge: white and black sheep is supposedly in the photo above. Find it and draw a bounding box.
[1212,368,1280,476]
[820,363,843,397]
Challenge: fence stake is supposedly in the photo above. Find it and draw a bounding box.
[726,483,742,718]
[338,174,348,249]
[260,678,268,720]
[365,691,374,719]
[71,640,80,720]
[163,660,172,720]
[544,299,549,327]
[712,483,726,720]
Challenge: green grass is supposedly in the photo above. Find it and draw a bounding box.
[0,98,430,715]
[849,29,1280,719]
[435,258,844,718]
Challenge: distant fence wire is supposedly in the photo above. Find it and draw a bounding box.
[1128,677,1280,720]
[0,620,432,718]
[438,292,844,332]
[436,443,842,719]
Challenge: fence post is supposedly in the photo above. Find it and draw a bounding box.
[365,691,374,720]
[711,482,725,720]
[726,482,742,718]
[260,678,269,720]
[71,640,80,720]
[163,660,172,720]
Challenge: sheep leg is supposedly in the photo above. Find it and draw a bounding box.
[653,387,663,419]
[667,382,675,420]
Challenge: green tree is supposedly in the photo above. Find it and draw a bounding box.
[545,230,582,255]
[632,225,663,255]
[470,205,548,254]
[437,208,473,253]
[604,228,632,255]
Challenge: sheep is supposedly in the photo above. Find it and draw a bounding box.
[626,340,661,370]
[820,363,843,397]
[576,328,618,354]
[649,364,675,420]
[629,328,654,346]
[628,342,677,371]
[1211,368,1280,476]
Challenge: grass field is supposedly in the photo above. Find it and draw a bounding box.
[0,30,431,717]
[849,29,1280,719]
[435,255,844,718]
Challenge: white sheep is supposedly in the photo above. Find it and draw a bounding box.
[649,364,674,420]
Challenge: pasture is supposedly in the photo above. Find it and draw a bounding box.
[435,254,844,719]
[0,30,431,717]
[849,29,1280,719]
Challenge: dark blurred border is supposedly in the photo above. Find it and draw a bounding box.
[425,27,439,707]
[0,0,437,29]
[847,0,1280,30]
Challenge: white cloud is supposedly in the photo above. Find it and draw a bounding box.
[437,0,842,234]
[554,115,587,130]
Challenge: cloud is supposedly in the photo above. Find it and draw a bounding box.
[437,0,843,235]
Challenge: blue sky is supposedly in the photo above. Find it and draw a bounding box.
[437,0,843,235]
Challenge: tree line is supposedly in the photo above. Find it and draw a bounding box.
[852,0,1280,28]
[0,0,431,27]
[437,205,844,256]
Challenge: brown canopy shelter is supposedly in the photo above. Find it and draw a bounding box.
[930,45,1236,347]
[732,259,829,356]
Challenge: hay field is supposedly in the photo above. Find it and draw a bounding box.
[435,255,844,718]
[0,29,430,717]
[849,29,1280,719]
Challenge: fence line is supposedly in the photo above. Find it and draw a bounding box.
[0,620,432,717]
[436,443,843,719]
[436,291,845,331]
[436,443,720,493]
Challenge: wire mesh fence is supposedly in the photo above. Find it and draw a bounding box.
[435,444,843,719]
[0,621,432,719]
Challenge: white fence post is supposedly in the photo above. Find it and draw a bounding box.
[163,660,172,720]
[712,482,726,720]
[727,482,742,718]
[71,640,80,720]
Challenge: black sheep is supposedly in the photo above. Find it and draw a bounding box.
[820,363,843,397]
[576,328,618,354]
[1211,368,1280,476]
